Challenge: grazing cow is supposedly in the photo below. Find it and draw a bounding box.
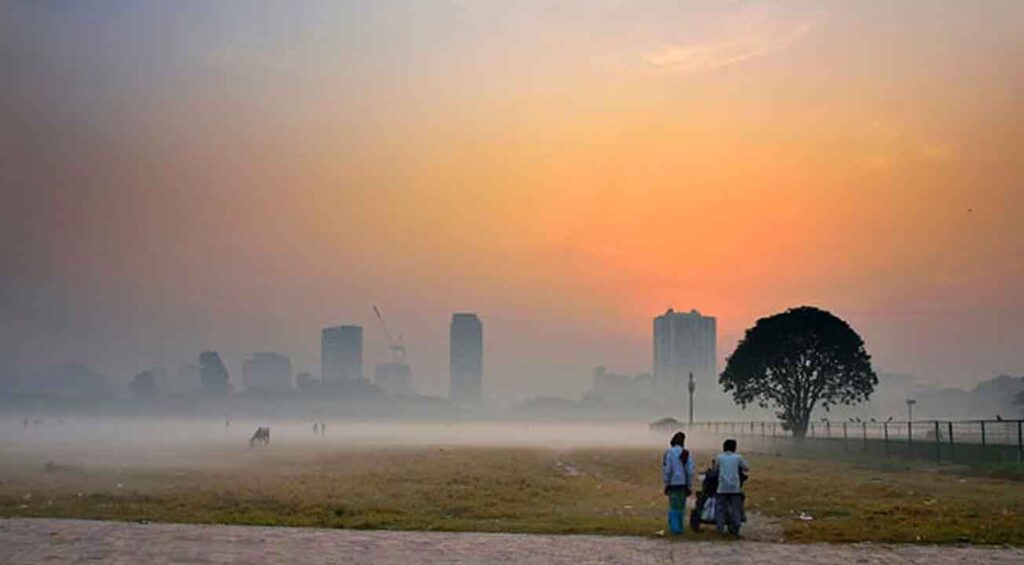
[249,427,270,447]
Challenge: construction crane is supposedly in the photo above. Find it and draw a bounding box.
[372,305,406,363]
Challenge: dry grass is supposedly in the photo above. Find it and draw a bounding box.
[1,444,1022,544]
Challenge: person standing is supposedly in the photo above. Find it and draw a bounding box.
[662,431,695,534]
[713,438,750,536]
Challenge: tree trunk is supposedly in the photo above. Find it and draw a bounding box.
[790,420,808,438]
[787,409,811,438]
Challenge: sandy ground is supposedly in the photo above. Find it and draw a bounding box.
[2,518,1022,564]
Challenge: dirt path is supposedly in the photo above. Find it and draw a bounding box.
[2,518,1021,564]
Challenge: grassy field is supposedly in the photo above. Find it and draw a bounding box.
[1,443,1022,545]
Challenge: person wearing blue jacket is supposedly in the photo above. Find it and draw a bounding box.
[662,431,695,534]
[713,438,750,536]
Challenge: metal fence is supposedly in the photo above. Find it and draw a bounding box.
[688,419,1024,465]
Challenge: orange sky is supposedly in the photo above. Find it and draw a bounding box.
[2,1,1023,398]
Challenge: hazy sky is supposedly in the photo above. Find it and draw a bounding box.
[3,1,1023,399]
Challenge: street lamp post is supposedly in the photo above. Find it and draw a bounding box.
[687,372,696,426]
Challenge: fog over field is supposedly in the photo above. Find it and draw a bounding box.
[4,418,668,449]
[1,417,725,466]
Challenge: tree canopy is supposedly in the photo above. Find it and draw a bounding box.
[720,306,877,437]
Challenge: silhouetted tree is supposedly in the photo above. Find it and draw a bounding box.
[720,306,877,437]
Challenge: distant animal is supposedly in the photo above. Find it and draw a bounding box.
[997,414,1003,421]
[250,427,270,447]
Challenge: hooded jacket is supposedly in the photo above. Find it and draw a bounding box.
[662,444,695,488]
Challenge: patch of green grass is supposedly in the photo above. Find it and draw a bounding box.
[1,444,1022,544]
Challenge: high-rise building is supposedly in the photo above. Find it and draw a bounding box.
[449,313,483,403]
[321,325,363,382]
[199,350,230,394]
[242,352,292,392]
[653,309,716,405]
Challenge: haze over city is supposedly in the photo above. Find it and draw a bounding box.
[3,0,1023,402]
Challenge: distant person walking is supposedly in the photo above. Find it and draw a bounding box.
[662,431,695,534]
[713,438,749,536]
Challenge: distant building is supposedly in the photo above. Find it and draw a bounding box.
[583,367,656,410]
[374,362,412,395]
[129,370,158,399]
[653,309,716,405]
[449,313,483,403]
[321,325,363,382]
[199,351,230,394]
[591,366,634,400]
[242,352,292,392]
[295,372,315,391]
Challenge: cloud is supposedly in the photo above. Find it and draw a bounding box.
[643,3,822,74]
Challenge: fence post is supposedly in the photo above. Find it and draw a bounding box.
[883,422,889,457]
[1018,421,1023,464]
[948,422,954,460]
[843,422,848,452]
[934,421,941,462]
[980,421,986,447]
[908,420,913,457]
[761,422,765,438]
[863,422,868,452]
[826,421,831,438]
[810,423,815,437]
